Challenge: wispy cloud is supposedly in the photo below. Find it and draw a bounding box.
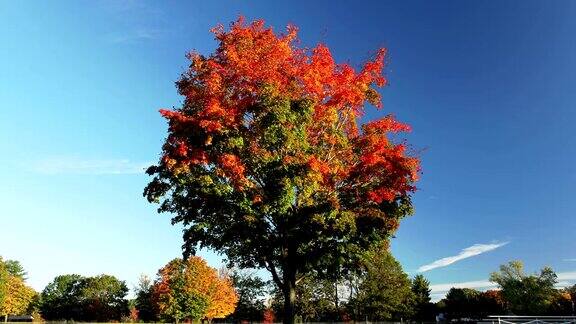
[429,271,576,302]
[32,157,152,175]
[418,242,509,272]
[563,259,576,262]
[430,280,497,300]
[557,271,576,281]
[99,0,166,44]
[107,28,159,44]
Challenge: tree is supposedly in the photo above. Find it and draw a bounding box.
[411,274,433,321]
[152,257,238,322]
[490,261,557,314]
[144,17,420,324]
[134,275,157,322]
[0,276,36,321]
[443,288,481,320]
[548,291,573,315]
[80,274,129,322]
[270,273,343,322]
[3,261,27,281]
[40,274,129,322]
[0,259,7,321]
[226,269,268,322]
[0,257,36,322]
[477,290,505,317]
[40,274,84,320]
[566,284,576,315]
[347,246,414,321]
[152,259,208,323]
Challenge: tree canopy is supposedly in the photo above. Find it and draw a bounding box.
[40,274,128,321]
[347,246,414,321]
[226,269,268,322]
[411,274,434,321]
[145,17,420,324]
[490,260,558,315]
[0,257,36,322]
[134,274,157,322]
[151,257,238,323]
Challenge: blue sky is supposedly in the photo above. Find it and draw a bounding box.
[1,1,576,300]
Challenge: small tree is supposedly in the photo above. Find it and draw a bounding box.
[490,261,557,314]
[0,258,7,322]
[152,257,238,322]
[80,274,129,322]
[270,273,342,322]
[40,274,128,322]
[0,257,36,322]
[3,261,27,281]
[145,17,420,324]
[152,259,208,323]
[40,274,84,320]
[134,275,157,322]
[227,269,268,322]
[0,276,36,321]
[347,246,414,321]
[411,274,433,321]
[477,290,505,317]
[443,288,481,320]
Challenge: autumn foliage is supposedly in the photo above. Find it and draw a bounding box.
[145,17,420,324]
[152,257,238,322]
[0,258,36,321]
[153,17,418,205]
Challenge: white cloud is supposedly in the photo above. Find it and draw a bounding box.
[418,242,509,273]
[32,157,152,175]
[430,279,496,293]
[563,258,576,262]
[107,28,159,44]
[557,271,576,281]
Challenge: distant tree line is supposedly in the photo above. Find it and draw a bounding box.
[439,260,576,321]
[3,254,576,323]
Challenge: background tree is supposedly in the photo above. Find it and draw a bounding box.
[152,257,238,322]
[0,259,7,321]
[411,274,434,321]
[0,257,36,322]
[347,246,414,321]
[40,274,128,322]
[477,290,506,317]
[152,259,208,323]
[145,17,420,324]
[226,269,268,322]
[566,284,576,315]
[490,261,557,314]
[40,274,84,320]
[0,276,36,321]
[80,274,129,322]
[3,261,27,281]
[271,273,342,322]
[443,288,481,320]
[134,274,157,322]
[548,291,573,315]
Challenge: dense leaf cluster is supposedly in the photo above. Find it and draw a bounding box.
[149,257,238,323]
[40,274,129,322]
[0,257,37,321]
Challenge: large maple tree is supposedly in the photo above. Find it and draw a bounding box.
[145,17,420,323]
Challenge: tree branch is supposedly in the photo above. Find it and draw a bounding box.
[265,260,284,289]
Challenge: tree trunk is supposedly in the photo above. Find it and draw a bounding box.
[282,272,296,324]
